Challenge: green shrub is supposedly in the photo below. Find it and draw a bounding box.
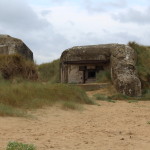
[128,42,150,88]
[6,141,36,150]
[0,54,38,80]
[96,70,111,83]
[38,59,60,83]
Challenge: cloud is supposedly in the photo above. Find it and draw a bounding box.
[0,0,71,63]
[0,0,50,31]
[83,0,127,13]
[113,7,150,24]
[41,10,51,16]
[0,0,150,64]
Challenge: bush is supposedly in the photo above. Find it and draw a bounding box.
[0,54,38,80]
[38,59,60,82]
[128,42,150,88]
[6,141,36,150]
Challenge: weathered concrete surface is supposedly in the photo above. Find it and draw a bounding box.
[61,44,111,63]
[0,35,33,60]
[111,44,141,97]
[60,44,141,97]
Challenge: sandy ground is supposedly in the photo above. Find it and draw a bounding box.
[1,96,150,150]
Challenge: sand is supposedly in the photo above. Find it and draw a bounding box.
[1,98,150,150]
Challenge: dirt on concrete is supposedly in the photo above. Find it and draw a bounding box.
[1,94,150,150]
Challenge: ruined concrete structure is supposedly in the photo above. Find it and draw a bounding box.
[60,44,141,97]
[0,35,33,60]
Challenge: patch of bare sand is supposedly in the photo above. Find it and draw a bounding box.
[1,101,150,150]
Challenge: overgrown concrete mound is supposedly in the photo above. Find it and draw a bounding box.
[0,54,38,80]
[0,35,33,60]
[60,44,141,97]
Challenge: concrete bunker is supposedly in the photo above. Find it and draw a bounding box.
[0,35,33,60]
[60,44,141,97]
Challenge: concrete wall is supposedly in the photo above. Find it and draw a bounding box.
[0,35,33,60]
[0,45,9,54]
[61,63,110,84]
[68,65,83,83]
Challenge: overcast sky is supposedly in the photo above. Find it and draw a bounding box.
[0,0,150,64]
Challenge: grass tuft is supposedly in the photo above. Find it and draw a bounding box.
[109,93,132,100]
[0,104,26,117]
[94,94,116,103]
[62,101,83,110]
[6,141,36,150]
[128,100,139,103]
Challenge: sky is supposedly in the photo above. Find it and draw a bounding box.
[0,0,150,64]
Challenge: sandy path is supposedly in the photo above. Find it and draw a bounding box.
[1,100,150,150]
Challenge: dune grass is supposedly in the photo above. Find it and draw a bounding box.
[0,104,26,117]
[38,59,60,82]
[0,80,94,116]
[128,42,150,88]
[0,54,38,80]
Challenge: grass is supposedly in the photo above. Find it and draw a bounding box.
[128,42,150,89]
[0,80,94,116]
[108,89,150,100]
[142,89,150,100]
[94,94,116,103]
[38,59,60,82]
[6,141,36,150]
[94,89,150,101]
[128,100,139,103]
[0,104,26,117]
[96,70,111,83]
[62,101,83,110]
[147,121,150,125]
[0,54,38,80]
[109,93,132,100]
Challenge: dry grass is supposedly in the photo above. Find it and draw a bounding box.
[0,54,38,80]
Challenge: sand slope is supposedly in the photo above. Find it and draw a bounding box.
[1,100,150,150]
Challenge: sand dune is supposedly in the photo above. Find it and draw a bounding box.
[1,100,150,150]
